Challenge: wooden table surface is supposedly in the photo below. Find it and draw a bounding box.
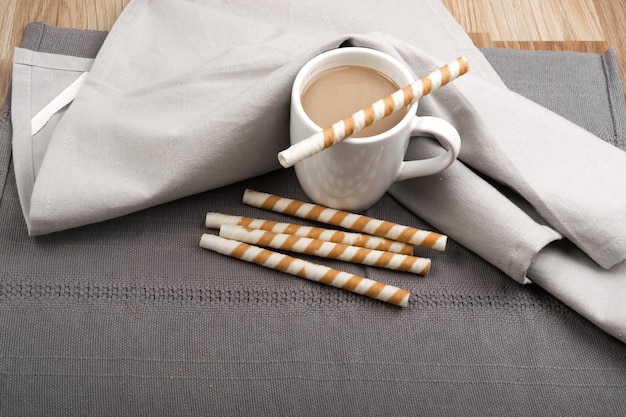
[1,0,625,102]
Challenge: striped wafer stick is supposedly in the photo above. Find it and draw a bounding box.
[243,189,447,251]
[219,225,430,275]
[200,233,411,307]
[278,56,469,168]
[205,212,414,255]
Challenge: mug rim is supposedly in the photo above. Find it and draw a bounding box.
[292,46,418,144]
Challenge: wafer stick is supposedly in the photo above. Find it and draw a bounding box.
[200,234,410,307]
[206,212,414,255]
[242,189,447,251]
[278,56,469,168]
[219,225,430,275]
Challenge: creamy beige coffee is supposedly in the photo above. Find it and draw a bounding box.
[301,65,408,138]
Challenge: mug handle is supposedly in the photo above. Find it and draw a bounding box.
[395,116,461,181]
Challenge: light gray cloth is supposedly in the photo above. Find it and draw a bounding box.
[488,48,626,343]
[11,0,500,237]
[11,48,95,223]
[389,48,626,341]
[2,22,626,417]
[9,0,626,341]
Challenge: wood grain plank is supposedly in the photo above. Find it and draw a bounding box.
[443,0,605,41]
[0,0,19,101]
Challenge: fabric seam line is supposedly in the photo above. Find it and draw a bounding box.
[602,49,626,150]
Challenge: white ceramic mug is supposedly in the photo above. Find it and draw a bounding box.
[290,47,461,211]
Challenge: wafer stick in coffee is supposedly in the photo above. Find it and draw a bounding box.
[278,56,469,168]
[242,189,447,251]
[219,225,430,275]
[200,234,411,307]
[205,212,414,255]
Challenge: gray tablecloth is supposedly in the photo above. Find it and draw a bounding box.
[1,22,625,417]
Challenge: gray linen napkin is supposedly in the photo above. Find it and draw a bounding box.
[2,22,626,416]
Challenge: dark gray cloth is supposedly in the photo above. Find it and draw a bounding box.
[1,23,625,416]
[481,47,626,149]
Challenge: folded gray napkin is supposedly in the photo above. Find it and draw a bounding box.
[2,22,626,416]
[10,0,626,341]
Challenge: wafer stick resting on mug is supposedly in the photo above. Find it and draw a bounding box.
[219,225,430,275]
[278,56,469,168]
[199,234,411,307]
[205,212,414,255]
[242,189,447,251]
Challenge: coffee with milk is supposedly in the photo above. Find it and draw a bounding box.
[300,65,407,138]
